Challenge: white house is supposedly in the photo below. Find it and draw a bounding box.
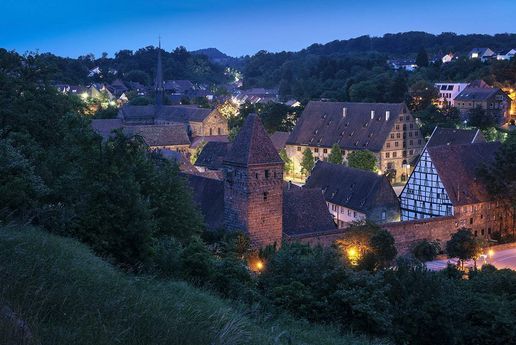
[434,82,470,108]
[497,49,516,61]
[441,53,454,64]
[468,48,495,62]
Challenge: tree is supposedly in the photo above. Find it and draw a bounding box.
[347,150,377,172]
[279,148,293,176]
[468,106,501,129]
[300,148,315,176]
[327,143,343,164]
[408,80,439,112]
[446,228,482,269]
[415,47,429,68]
[369,229,397,268]
[0,139,47,219]
[416,105,461,137]
[412,239,441,262]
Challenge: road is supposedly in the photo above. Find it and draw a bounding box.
[425,246,516,271]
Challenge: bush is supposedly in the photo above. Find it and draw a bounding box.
[412,239,440,262]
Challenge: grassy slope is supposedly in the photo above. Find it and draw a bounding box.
[0,226,387,345]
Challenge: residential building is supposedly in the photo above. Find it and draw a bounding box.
[305,161,400,227]
[496,49,516,61]
[91,119,191,152]
[399,142,514,238]
[434,82,469,108]
[441,53,454,64]
[286,101,425,183]
[468,48,495,61]
[453,85,512,123]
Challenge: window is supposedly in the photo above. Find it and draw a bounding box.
[386,143,391,148]
[410,123,414,129]
[470,218,473,225]
[353,211,357,217]
[395,142,399,147]
[396,125,400,130]
[381,211,386,220]
[323,148,327,154]
[385,152,390,158]
[263,192,268,201]
[418,139,422,144]
[393,152,397,158]
[265,170,270,179]
[409,140,413,145]
[390,134,395,139]
[255,173,259,179]
[396,133,401,139]
[209,128,213,135]
[217,127,221,135]
[314,148,319,153]
[348,209,351,216]
[297,146,301,152]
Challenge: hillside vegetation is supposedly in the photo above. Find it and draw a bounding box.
[0,225,385,345]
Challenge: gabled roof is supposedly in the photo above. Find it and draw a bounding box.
[283,187,337,236]
[427,142,501,206]
[426,127,485,148]
[118,105,214,123]
[286,101,406,152]
[195,142,232,170]
[304,161,398,213]
[224,113,283,166]
[124,124,190,147]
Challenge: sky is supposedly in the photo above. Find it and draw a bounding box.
[1,0,515,58]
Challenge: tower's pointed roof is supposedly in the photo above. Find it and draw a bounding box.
[224,113,283,166]
[155,38,164,107]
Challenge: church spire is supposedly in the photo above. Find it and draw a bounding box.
[155,37,164,107]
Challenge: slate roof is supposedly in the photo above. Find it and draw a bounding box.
[426,127,485,148]
[304,161,398,213]
[427,142,501,206]
[454,87,501,101]
[270,131,290,151]
[224,114,283,166]
[283,187,337,236]
[124,124,190,147]
[195,142,232,170]
[287,101,407,152]
[164,80,194,93]
[91,119,123,139]
[118,105,214,123]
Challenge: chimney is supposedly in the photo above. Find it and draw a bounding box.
[371,110,375,120]
[342,107,347,118]
[385,111,390,121]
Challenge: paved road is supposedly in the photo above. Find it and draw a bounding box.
[425,247,516,271]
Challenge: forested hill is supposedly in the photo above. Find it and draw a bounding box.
[28,46,228,85]
[301,32,516,57]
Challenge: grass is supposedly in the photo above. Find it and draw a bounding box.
[0,225,388,345]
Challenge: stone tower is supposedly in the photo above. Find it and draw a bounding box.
[223,114,284,248]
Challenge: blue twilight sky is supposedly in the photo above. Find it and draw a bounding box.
[0,0,515,58]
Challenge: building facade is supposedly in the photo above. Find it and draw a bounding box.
[399,142,514,239]
[453,87,512,124]
[286,101,424,183]
[434,82,469,108]
[305,161,400,227]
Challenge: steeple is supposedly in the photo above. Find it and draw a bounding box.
[155,37,164,107]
